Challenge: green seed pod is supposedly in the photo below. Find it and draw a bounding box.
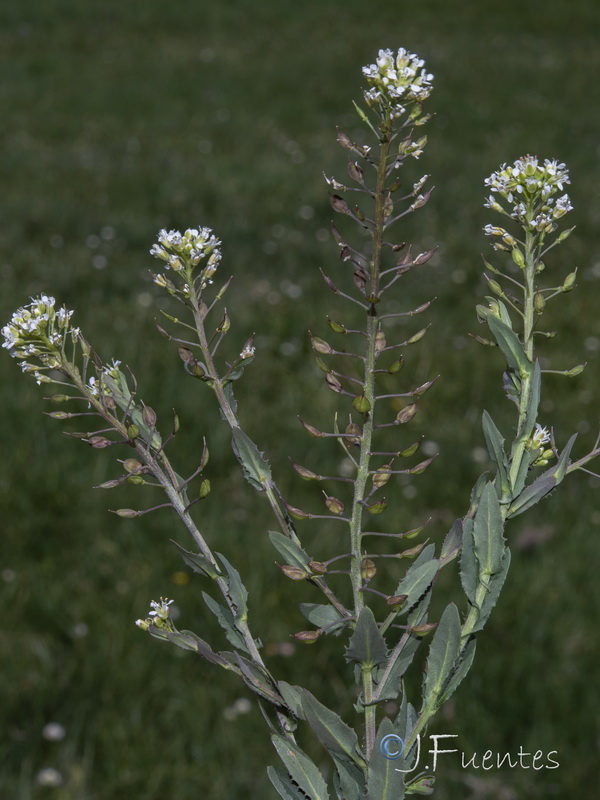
[298,417,324,438]
[279,565,309,581]
[123,458,143,474]
[142,405,157,427]
[324,493,345,515]
[396,403,418,424]
[562,269,577,292]
[386,594,408,608]
[411,622,438,637]
[388,358,404,374]
[49,394,71,403]
[327,317,347,334]
[348,160,364,182]
[291,461,318,480]
[310,334,334,355]
[293,630,321,643]
[325,372,343,393]
[488,279,504,297]
[127,424,140,440]
[178,346,196,364]
[199,479,211,499]
[88,435,112,448]
[330,194,350,214]
[367,500,388,515]
[398,441,420,457]
[403,523,425,538]
[372,465,392,489]
[361,558,377,580]
[114,508,140,519]
[127,475,145,485]
[534,292,545,315]
[95,479,122,489]
[286,503,311,520]
[405,327,428,346]
[401,542,427,558]
[46,411,72,419]
[564,364,586,377]
[352,395,371,414]
[216,311,230,334]
[308,561,328,575]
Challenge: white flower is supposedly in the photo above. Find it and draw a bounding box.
[362,47,433,115]
[484,156,572,221]
[530,423,551,450]
[2,295,75,362]
[150,225,221,277]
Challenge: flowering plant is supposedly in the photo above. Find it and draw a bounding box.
[4,47,598,798]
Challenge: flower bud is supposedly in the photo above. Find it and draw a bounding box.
[534,292,545,315]
[488,279,504,298]
[361,558,377,580]
[511,248,526,269]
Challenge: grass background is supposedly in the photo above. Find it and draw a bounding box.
[1,0,599,797]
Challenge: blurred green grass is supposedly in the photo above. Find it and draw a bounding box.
[1,0,600,797]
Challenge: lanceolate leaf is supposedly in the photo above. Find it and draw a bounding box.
[374,635,420,701]
[277,682,306,720]
[271,734,330,800]
[472,483,505,583]
[234,653,284,707]
[367,717,405,800]
[216,552,248,621]
[482,411,510,496]
[393,556,439,612]
[345,606,388,666]
[330,752,366,800]
[170,540,222,579]
[201,592,249,653]
[440,518,462,566]
[300,603,348,636]
[269,530,312,570]
[231,427,272,492]
[422,603,461,706]
[267,765,306,800]
[470,547,511,633]
[486,313,532,378]
[522,359,541,438]
[460,518,478,605]
[439,637,477,703]
[301,689,365,766]
[508,434,577,517]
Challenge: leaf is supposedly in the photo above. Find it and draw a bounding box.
[470,548,511,633]
[301,689,365,766]
[367,717,405,800]
[330,752,366,800]
[277,682,306,720]
[271,734,330,800]
[482,411,510,497]
[392,557,439,612]
[486,314,532,378]
[267,765,306,800]
[439,637,477,703]
[374,636,420,702]
[472,483,505,583]
[299,603,348,636]
[234,653,283,707]
[269,530,312,570]
[508,434,577,517]
[216,552,248,621]
[460,518,478,605]
[522,360,541,438]
[422,603,461,706]
[201,592,249,653]
[440,518,462,567]
[345,606,388,667]
[468,471,490,515]
[171,540,221,579]
[231,427,272,492]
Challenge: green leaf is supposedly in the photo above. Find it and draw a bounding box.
[392,557,439,612]
[367,717,405,800]
[470,548,511,633]
[201,592,249,653]
[269,530,312,570]
[522,360,541,438]
[486,314,532,378]
[482,411,510,497]
[216,552,248,621]
[301,689,365,766]
[231,427,272,492]
[508,434,577,517]
[271,734,330,800]
[330,752,366,800]
[267,765,306,800]
[460,518,477,605]
[468,471,490,515]
[422,603,461,706]
[374,636,420,702]
[299,603,348,636]
[277,682,306,720]
[472,483,505,584]
[171,540,221,579]
[234,653,283,706]
[440,518,462,567]
[439,637,477,703]
[345,606,388,667]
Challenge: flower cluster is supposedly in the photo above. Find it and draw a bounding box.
[484,156,573,234]
[150,226,221,291]
[88,358,122,397]
[2,295,78,382]
[362,48,433,117]
[135,597,175,632]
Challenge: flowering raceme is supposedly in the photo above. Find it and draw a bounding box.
[362,47,434,116]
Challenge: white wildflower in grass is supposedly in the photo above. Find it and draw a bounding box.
[136,597,175,632]
[151,226,221,291]
[362,47,433,118]
[484,155,572,215]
